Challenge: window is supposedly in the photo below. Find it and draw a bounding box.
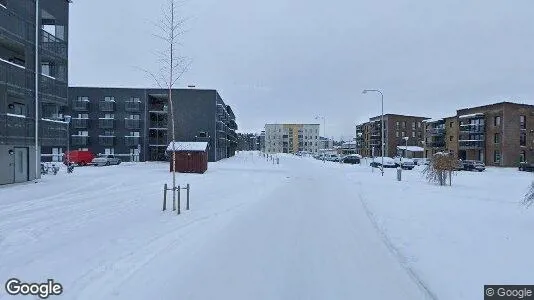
[130,97,140,103]
[198,131,207,137]
[449,136,453,141]
[104,113,114,119]
[418,122,421,128]
[494,116,501,126]
[520,115,526,129]
[401,131,405,137]
[450,122,454,128]
[402,121,406,129]
[128,114,140,120]
[396,131,399,137]
[9,102,26,116]
[103,130,115,136]
[412,131,416,138]
[520,131,526,146]
[520,150,526,162]
[494,150,501,163]
[494,133,500,144]
[78,113,88,119]
[104,96,115,102]
[396,121,400,129]
[412,122,416,130]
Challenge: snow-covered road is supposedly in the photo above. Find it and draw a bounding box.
[2,152,532,299]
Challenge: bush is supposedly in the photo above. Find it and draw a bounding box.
[422,152,457,186]
[523,182,534,208]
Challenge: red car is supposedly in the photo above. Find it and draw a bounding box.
[64,150,95,166]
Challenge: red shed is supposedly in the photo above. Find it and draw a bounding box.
[166,142,209,174]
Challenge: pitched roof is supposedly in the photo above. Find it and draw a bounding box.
[166,142,208,152]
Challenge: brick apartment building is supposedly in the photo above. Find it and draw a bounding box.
[423,101,534,167]
[355,114,428,157]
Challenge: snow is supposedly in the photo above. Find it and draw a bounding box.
[397,146,424,152]
[166,141,209,152]
[6,113,26,118]
[458,113,484,119]
[422,118,443,123]
[0,152,532,300]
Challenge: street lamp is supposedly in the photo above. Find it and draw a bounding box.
[315,115,326,163]
[362,89,384,176]
[421,140,426,160]
[402,136,409,162]
[64,115,71,168]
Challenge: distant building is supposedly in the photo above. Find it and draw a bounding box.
[424,101,534,167]
[237,133,260,151]
[355,114,429,157]
[67,87,237,163]
[264,124,320,154]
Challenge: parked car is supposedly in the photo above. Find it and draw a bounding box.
[462,160,485,172]
[394,157,415,170]
[370,157,397,168]
[341,155,361,164]
[519,162,534,172]
[413,158,429,165]
[64,150,95,166]
[92,154,121,166]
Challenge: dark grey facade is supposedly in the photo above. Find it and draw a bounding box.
[67,87,238,163]
[0,0,70,185]
[237,133,260,151]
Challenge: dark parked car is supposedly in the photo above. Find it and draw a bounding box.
[462,160,485,172]
[342,155,361,164]
[519,162,534,172]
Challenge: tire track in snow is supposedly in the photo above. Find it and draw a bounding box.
[357,189,439,300]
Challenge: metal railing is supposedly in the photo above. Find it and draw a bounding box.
[459,140,485,149]
[125,101,141,112]
[0,8,28,40]
[459,124,484,133]
[40,75,68,103]
[99,101,115,112]
[99,118,114,129]
[71,135,89,146]
[72,118,89,128]
[98,136,115,146]
[0,60,32,91]
[41,29,67,58]
[124,136,140,147]
[72,100,89,111]
[125,119,140,130]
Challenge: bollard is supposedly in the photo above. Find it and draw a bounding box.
[163,183,167,211]
[177,185,181,215]
[277,158,279,165]
[172,186,176,211]
[186,184,190,210]
[397,167,402,181]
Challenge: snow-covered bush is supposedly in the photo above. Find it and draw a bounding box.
[422,152,457,186]
[523,182,534,208]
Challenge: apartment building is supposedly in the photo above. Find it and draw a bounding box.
[355,114,428,157]
[67,87,238,163]
[264,124,320,154]
[423,102,534,167]
[237,133,260,151]
[0,0,70,185]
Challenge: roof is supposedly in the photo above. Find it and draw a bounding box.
[457,101,534,112]
[166,142,208,152]
[458,113,484,119]
[422,118,445,123]
[396,146,424,152]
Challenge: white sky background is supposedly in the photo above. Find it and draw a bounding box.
[69,0,534,140]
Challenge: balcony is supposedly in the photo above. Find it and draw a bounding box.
[125,100,141,112]
[0,113,34,145]
[72,99,89,111]
[99,135,115,146]
[0,59,32,94]
[40,118,68,147]
[427,141,446,148]
[99,118,115,129]
[71,135,89,147]
[426,128,446,136]
[0,8,28,40]
[125,119,140,130]
[459,124,485,133]
[71,118,89,129]
[40,75,68,104]
[459,140,485,149]
[99,101,115,112]
[124,136,140,147]
[148,104,168,113]
[41,30,67,59]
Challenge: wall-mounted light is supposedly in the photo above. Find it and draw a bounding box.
[8,104,14,109]
[8,149,14,155]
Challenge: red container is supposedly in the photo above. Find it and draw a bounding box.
[64,150,95,166]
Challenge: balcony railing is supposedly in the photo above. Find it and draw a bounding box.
[124,136,140,147]
[125,101,141,112]
[0,113,34,144]
[459,140,485,149]
[99,135,115,146]
[71,135,89,146]
[148,105,167,113]
[428,141,446,148]
[426,128,446,136]
[99,118,114,129]
[0,8,28,40]
[40,75,68,104]
[40,118,68,147]
[0,59,32,92]
[72,118,89,129]
[72,100,89,111]
[99,101,115,112]
[149,122,167,129]
[125,119,140,130]
[41,30,67,58]
[459,124,485,133]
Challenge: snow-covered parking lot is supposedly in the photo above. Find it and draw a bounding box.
[0,152,533,300]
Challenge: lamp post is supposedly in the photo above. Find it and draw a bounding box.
[315,115,326,163]
[362,89,384,176]
[421,140,426,160]
[64,115,71,166]
[402,136,409,162]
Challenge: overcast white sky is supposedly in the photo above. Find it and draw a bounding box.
[69,0,534,140]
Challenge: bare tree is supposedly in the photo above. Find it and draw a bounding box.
[144,0,191,205]
[523,182,534,208]
[423,152,457,186]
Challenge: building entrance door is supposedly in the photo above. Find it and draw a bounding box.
[14,147,29,183]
